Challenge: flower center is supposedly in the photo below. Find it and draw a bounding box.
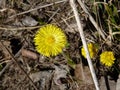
[46,36,55,44]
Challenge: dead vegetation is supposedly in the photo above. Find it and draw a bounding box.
[0,0,120,90]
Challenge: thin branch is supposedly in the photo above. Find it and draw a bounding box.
[9,0,68,18]
[47,8,60,23]
[0,62,12,77]
[0,46,22,77]
[0,26,40,30]
[69,0,100,90]
[0,41,38,90]
[47,1,67,23]
[61,18,75,32]
[77,0,106,40]
[0,15,75,31]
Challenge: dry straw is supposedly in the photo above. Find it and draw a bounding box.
[69,0,100,90]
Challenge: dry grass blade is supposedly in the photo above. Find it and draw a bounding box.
[77,0,106,40]
[69,0,100,90]
[113,32,120,35]
[0,26,40,30]
[0,62,12,77]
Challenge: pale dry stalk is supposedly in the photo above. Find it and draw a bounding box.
[69,0,100,90]
[9,0,68,18]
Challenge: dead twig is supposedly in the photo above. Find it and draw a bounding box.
[9,0,68,18]
[47,1,67,23]
[47,8,60,23]
[69,0,100,90]
[0,26,40,30]
[0,62,13,77]
[0,41,38,90]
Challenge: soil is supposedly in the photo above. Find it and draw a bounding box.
[0,0,120,90]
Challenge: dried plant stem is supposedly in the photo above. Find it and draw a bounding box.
[77,0,106,40]
[47,8,60,22]
[0,26,40,30]
[9,0,68,18]
[0,16,75,31]
[112,32,120,35]
[0,62,12,77]
[0,41,38,90]
[48,1,67,23]
[69,0,100,90]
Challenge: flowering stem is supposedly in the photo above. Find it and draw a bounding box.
[69,0,100,90]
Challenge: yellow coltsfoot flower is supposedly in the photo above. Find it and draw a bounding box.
[34,24,67,57]
[81,43,98,59]
[100,51,115,67]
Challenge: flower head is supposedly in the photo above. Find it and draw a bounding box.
[81,43,98,59]
[100,51,115,67]
[34,24,67,57]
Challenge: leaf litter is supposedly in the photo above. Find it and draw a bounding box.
[0,0,120,90]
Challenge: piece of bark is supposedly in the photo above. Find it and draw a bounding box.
[21,49,38,60]
[74,64,85,81]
